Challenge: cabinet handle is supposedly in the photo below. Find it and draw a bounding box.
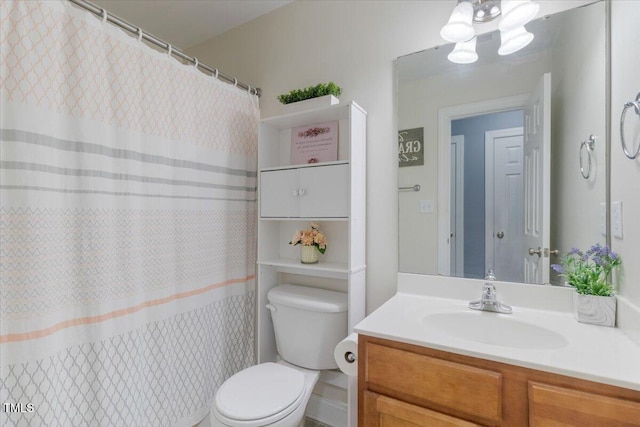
[298,188,306,196]
[292,189,299,197]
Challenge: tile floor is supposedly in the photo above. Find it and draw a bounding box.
[305,417,333,427]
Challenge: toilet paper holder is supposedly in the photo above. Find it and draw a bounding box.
[344,351,357,363]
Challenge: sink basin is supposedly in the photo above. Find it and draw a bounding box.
[423,311,568,350]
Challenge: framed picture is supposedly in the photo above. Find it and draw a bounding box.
[291,121,338,164]
[398,127,424,167]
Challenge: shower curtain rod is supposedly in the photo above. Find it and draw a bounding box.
[68,0,262,97]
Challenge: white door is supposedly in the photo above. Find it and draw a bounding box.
[261,164,349,218]
[450,135,464,277]
[523,73,551,284]
[485,128,524,283]
[260,168,299,217]
[299,164,349,217]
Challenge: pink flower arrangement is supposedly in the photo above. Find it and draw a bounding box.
[289,223,327,254]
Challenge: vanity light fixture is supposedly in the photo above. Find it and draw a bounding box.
[440,0,540,64]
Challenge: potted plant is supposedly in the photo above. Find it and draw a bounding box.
[289,223,327,264]
[278,82,342,113]
[552,244,622,327]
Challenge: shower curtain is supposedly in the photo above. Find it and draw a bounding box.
[0,1,258,426]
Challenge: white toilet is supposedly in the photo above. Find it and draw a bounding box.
[210,284,348,427]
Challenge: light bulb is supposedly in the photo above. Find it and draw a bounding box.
[498,26,534,55]
[499,0,540,32]
[448,37,478,64]
[440,1,475,43]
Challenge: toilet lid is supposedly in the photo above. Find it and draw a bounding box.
[215,363,305,421]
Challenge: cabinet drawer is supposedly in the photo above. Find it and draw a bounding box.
[529,382,640,426]
[371,392,481,427]
[365,343,502,423]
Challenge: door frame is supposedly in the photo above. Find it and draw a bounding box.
[437,94,529,276]
[450,135,465,277]
[484,127,524,276]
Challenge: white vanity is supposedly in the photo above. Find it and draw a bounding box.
[354,275,640,426]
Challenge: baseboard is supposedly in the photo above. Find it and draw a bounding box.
[306,394,348,427]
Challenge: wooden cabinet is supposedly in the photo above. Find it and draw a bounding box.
[260,163,349,218]
[359,335,640,427]
[258,102,367,427]
[364,392,481,427]
[529,382,640,426]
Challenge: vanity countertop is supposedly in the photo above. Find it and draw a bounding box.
[354,289,640,391]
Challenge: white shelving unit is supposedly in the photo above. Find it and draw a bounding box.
[256,101,366,427]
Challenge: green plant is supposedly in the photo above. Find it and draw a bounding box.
[551,244,621,296]
[277,82,342,104]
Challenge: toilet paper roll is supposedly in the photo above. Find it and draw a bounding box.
[334,333,358,376]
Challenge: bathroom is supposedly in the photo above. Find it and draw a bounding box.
[1,0,639,426]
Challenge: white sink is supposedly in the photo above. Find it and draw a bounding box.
[423,311,568,350]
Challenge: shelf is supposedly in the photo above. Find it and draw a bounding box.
[260,102,365,130]
[257,258,364,279]
[259,160,349,173]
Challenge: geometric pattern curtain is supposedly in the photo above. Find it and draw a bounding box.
[0,1,258,425]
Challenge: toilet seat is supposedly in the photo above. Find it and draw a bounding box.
[213,363,306,427]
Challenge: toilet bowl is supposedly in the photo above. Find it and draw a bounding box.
[210,361,319,427]
[210,284,348,427]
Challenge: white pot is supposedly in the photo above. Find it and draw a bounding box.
[300,245,319,264]
[282,95,339,114]
[573,293,616,327]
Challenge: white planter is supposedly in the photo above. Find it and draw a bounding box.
[282,95,339,114]
[300,245,319,264]
[573,293,616,327]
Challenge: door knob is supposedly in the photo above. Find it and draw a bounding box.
[528,247,542,257]
[496,231,504,239]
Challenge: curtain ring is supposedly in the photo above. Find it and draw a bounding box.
[214,69,219,80]
[234,78,238,88]
[193,57,198,69]
[247,85,252,94]
[137,27,143,42]
[101,8,108,23]
[166,44,172,57]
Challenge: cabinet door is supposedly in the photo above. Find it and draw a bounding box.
[260,169,299,217]
[363,391,481,427]
[299,164,349,217]
[529,382,640,426]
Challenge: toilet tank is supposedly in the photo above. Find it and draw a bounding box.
[267,284,348,370]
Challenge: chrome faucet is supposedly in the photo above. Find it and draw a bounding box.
[469,283,512,314]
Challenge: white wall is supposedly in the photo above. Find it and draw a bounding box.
[611,1,640,309]
[188,0,599,313]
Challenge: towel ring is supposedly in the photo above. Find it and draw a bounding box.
[620,92,640,160]
[579,134,596,179]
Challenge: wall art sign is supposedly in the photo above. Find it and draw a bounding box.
[291,121,339,164]
[398,127,424,167]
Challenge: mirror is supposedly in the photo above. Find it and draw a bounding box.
[397,1,608,285]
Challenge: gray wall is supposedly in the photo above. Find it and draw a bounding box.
[451,110,523,279]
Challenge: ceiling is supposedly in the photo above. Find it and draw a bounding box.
[91,0,292,50]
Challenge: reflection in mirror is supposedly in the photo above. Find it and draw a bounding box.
[397,1,607,285]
